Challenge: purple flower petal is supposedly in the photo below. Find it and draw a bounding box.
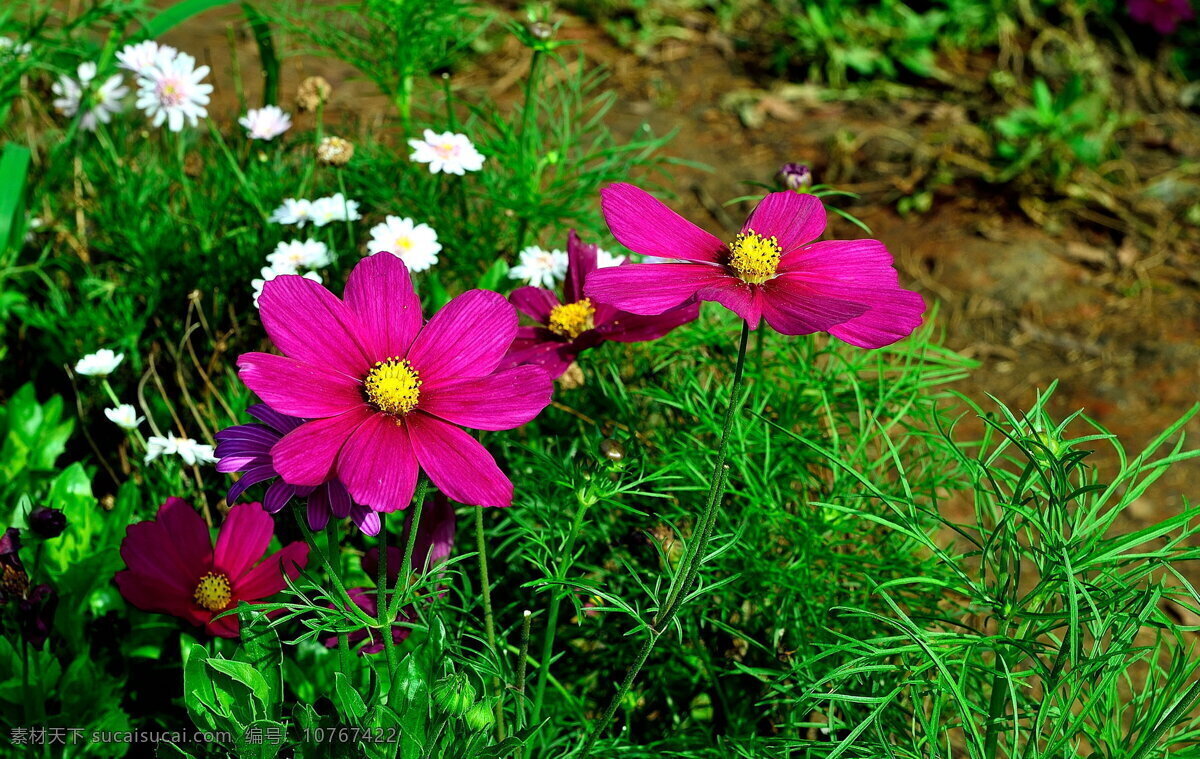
[407,413,512,507]
[344,252,423,360]
[418,366,552,431]
[272,408,372,487]
[600,184,725,263]
[406,290,517,386]
[564,230,598,302]
[741,192,826,254]
[237,352,364,419]
[509,287,560,324]
[258,273,372,378]
[584,262,725,316]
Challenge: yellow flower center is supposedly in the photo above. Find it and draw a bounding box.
[548,299,596,339]
[193,572,232,612]
[364,357,422,416]
[728,231,782,284]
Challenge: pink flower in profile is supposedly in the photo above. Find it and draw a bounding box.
[237,253,553,511]
[503,230,699,379]
[584,184,925,349]
[114,499,308,638]
[1128,0,1194,33]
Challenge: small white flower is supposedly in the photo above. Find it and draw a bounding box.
[0,37,32,59]
[134,51,212,132]
[52,63,129,131]
[144,433,216,465]
[268,198,314,226]
[252,266,322,307]
[509,246,568,288]
[75,349,124,377]
[366,216,441,272]
[310,193,361,226]
[115,41,177,75]
[267,239,331,271]
[595,247,626,268]
[408,129,485,175]
[239,105,292,141]
[104,404,144,430]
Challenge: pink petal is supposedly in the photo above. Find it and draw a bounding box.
[695,279,765,327]
[336,413,419,512]
[406,290,517,386]
[156,497,214,574]
[597,302,701,342]
[509,287,560,324]
[584,262,726,316]
[601,184,725,263]
[419,366,552,431]
[406,413,513,507]
[778,239,899,287]
[237,352,364,419]
[742,192,827,253]
[213,502,274,580]
[828,288,926,348]
[118,498,212,596]
[272,407,372,487]
[258,274,372,378]
[343,253,423,359]
[564,230,598,302]
[758,277,871,336]
[115,569,205,624]
[234,542,309,601]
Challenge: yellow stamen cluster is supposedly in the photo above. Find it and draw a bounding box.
[364,357,422,416]
[728,231,782,284]
[548,299,597,339]
[193,572,232,612]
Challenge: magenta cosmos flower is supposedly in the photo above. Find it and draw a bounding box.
[1128,0,1194,32]
[238,252,553,511]
[504,230,699,378]
[584,184,925,349]
[115,499,308,638]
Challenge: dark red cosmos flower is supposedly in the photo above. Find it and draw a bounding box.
[503,230,700,379]
[114,498,309,638]
[1128,0,1194,32]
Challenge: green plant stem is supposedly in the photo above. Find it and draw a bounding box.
[530,492,595,725]
[385,477,429,625]
[475,505,507,741]
[578,320,752,757]
[513,48,543,254]
[327,524,352,676]
[295,513,377,629]
[516,609,532,734]
[377,512,399,685]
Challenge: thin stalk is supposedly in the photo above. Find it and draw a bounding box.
[578,320,752,757]
[378,512,399,686]
[295,513,378,628]
[385,477,429,624]
[513,49,543,254]
[530,492,595,724]
[516,609,532,734]
[327,525,352,676]
[475,505,507,741]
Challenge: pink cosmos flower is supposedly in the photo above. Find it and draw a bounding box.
[584,184,926,349]
[114,499,308,638]
[237,253,553,511]
[503,230,699,379]
[1128,0,1194,33]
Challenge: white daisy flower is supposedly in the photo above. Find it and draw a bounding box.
[74,349,124,377]
[408,129,485,175]
[596,247,626,268]
[310,193,361,226]
[365,216,441,272]
[104,404,144,430]
[52,63,128,131]
[134,51,212,132]
[115,40,177,75]
[0,37,32,59]
[509,246,568,288]
[144,433,216,465]
[266,239,332,270]
[252,266,322,307]
[268,198,314,226]
[239,105,292,141]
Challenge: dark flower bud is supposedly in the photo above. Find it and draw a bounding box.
[600,439,625,462]
[18,584,57,650]
[29,507,67,539]
[778,162,812,191]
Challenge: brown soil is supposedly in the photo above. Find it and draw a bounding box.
[165,7,1198,518]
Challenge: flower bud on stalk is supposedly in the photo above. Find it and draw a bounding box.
[778,162,812,191]
[296,76,332,112]
[464,700,495,731]
[29,507,67,539]
[433,674,476,715]
[317,136,354,166]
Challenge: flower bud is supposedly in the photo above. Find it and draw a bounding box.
[529,21,553,41]
[599,438,625,462]
[464,701,495,731]
[433,675,476,715]
[29,507,67,539]
[317,136,355,166]
[297,76,332,112]
[778,162,812,191]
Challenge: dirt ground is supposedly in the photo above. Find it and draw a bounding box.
[163,7,1199,520]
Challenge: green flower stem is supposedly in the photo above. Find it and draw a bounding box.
[295,513,377,629]
[385,477,429,625]
[327,524,352,676]
[100,378,148,451]
[578,320,752,757]
[475,504,507,741]
[529,490,596,726]
[377,511,399,687]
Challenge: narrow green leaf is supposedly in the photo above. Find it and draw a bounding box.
[0,142,30,256]
[144,0,237,38]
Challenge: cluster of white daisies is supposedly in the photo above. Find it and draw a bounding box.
[73,349,216,466]
[52,41,212,132]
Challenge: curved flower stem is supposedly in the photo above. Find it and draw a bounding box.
[327,525,352,675]
[578,320,752,757]
[295,513,378,629]
[529,490,596,726]
[475,505,507,741]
